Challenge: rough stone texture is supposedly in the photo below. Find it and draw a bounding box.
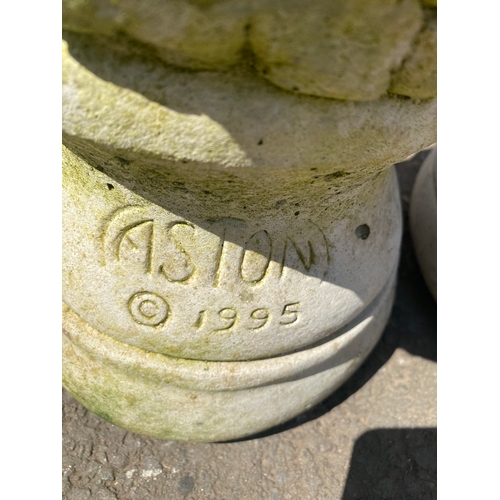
[389,8,437,99]
[62,153,436,499]
[62,0,436,101]
[62,144,402,362]
[62,4,436,442]
[63,268,395,441]
[410,147,437,300]
[248,0,423,101]
[62,31,436,171]
[62,137,401,439]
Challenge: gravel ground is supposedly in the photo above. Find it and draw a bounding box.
[63,150,437,500]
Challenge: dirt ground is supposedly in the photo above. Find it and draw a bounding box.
[63,150,437,500]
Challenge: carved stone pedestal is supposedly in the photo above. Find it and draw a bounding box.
[62,0,436,441]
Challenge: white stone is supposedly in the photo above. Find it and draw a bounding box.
[62,0,436,100]
[63,145,402,361]
[410,148,437,300]
[63,140,401,439]
[61,3,436,440]
[63,264,395,441]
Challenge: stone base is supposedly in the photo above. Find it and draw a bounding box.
[63,265,396,442]
[410,148,437,300]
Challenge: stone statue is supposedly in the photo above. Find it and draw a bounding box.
[62,0,437,441]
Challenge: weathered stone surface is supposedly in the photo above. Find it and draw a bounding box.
[63,0,436,100]
[62,32,436,170]
[62,155,436,499]
[62,4,436,440]
[63,134,401,437]
[63,264,395,441]
[63,143,402,361]
[249,0,423,100]
[390,8,437,99]
[410,147,437,300]
[62,0,249,69]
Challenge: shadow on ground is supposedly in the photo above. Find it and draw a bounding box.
[342,427,437,499]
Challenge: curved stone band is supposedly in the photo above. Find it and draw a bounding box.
[63,261,396,442]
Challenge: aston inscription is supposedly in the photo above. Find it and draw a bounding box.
[103,206,330,287]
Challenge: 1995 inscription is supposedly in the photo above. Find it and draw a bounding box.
[127,289,300,333]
